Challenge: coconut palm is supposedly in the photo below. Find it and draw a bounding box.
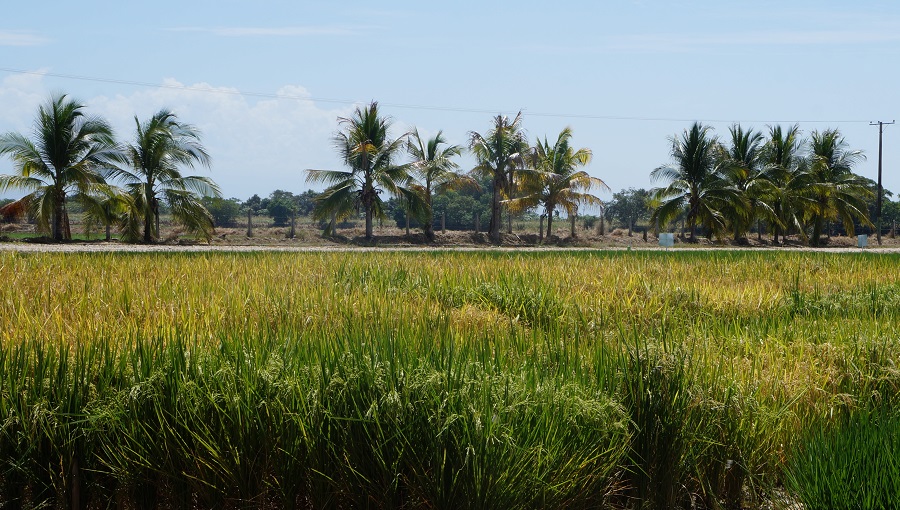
[469,113,528,244]
[406,129,475,240]
[509,127,607,240]
[651,122,738,241]
[760,124,807,244]
[719,124,774,241]
[82,186,133,241]
[118,110,218,243]
[307,102,421,241]
[0,93,121,240]
[805,128,871,246]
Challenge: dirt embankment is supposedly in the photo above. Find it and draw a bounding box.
[2,223,899,253]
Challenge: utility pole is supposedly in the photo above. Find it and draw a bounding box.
[870,120,895,245]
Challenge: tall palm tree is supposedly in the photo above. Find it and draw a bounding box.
[509,127,607,240]
[118,110,218,243]
[760,124,806,244]
[0,93,121,240]
[406,129,474,241]
[719,124,773,241]
[805,129,871,246]
[307,102,420,241]
[469,113,528,244]
[650,122,737,241]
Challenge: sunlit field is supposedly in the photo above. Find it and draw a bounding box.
[1,250,899,509]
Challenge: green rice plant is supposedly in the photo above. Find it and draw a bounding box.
[2,250,900,508]
[617,333,698,509]
[785,408,900,510]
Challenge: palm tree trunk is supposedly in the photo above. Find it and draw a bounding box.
[570,212,577,238]
[811,216,824,247]
[424,195,435,241]
[773,201,781,244]
[490,175,502,243]
[329,212,336,236]
[405,207,410,236]
[506,168,513,234]
[424,217,434,240]
[547,212,554,240]
[539,214,545,244]
[365,208,373,240]
[246,210,253,237]
[52,185,66,241]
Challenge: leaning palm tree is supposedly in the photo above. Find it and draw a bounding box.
[650,122,738,241]
[0,93,121,240]
[509,127,607,240]
[406,129,475,240]
[805,129,871,246]
[118,110,218,243]
[469,113,528,244]
[307,102,421,241]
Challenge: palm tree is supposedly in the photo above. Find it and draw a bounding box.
[719,124,773,241]
[469,113,528,244]
[118,110,218,243]
[406,129,475,241]
[509,127,607,240]
[307,102,420,241]
[805,129,871,246]
[0,93,121,240]
[82,186,133,241]
[650,122,738,241]
[760,125,806,244]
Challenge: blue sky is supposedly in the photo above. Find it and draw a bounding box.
[2,0,899,205]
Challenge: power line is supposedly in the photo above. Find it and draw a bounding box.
[0,66,878,125]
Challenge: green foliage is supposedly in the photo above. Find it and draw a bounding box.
[263,189,298,226]
[785,409,900,510]
[392,184,492,231]
[606,188,651,233]
[201,196,242,227]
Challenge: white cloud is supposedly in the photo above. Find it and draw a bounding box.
[0,71,48,131]
[0,74,355,199]
[0,30,49,46]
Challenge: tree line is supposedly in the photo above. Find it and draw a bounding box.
[305,103,608,243]
[650,122,877,246]
[1,95,887,246]
[301,105,881,246]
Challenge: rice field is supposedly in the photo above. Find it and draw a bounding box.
[1,249,899,509]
